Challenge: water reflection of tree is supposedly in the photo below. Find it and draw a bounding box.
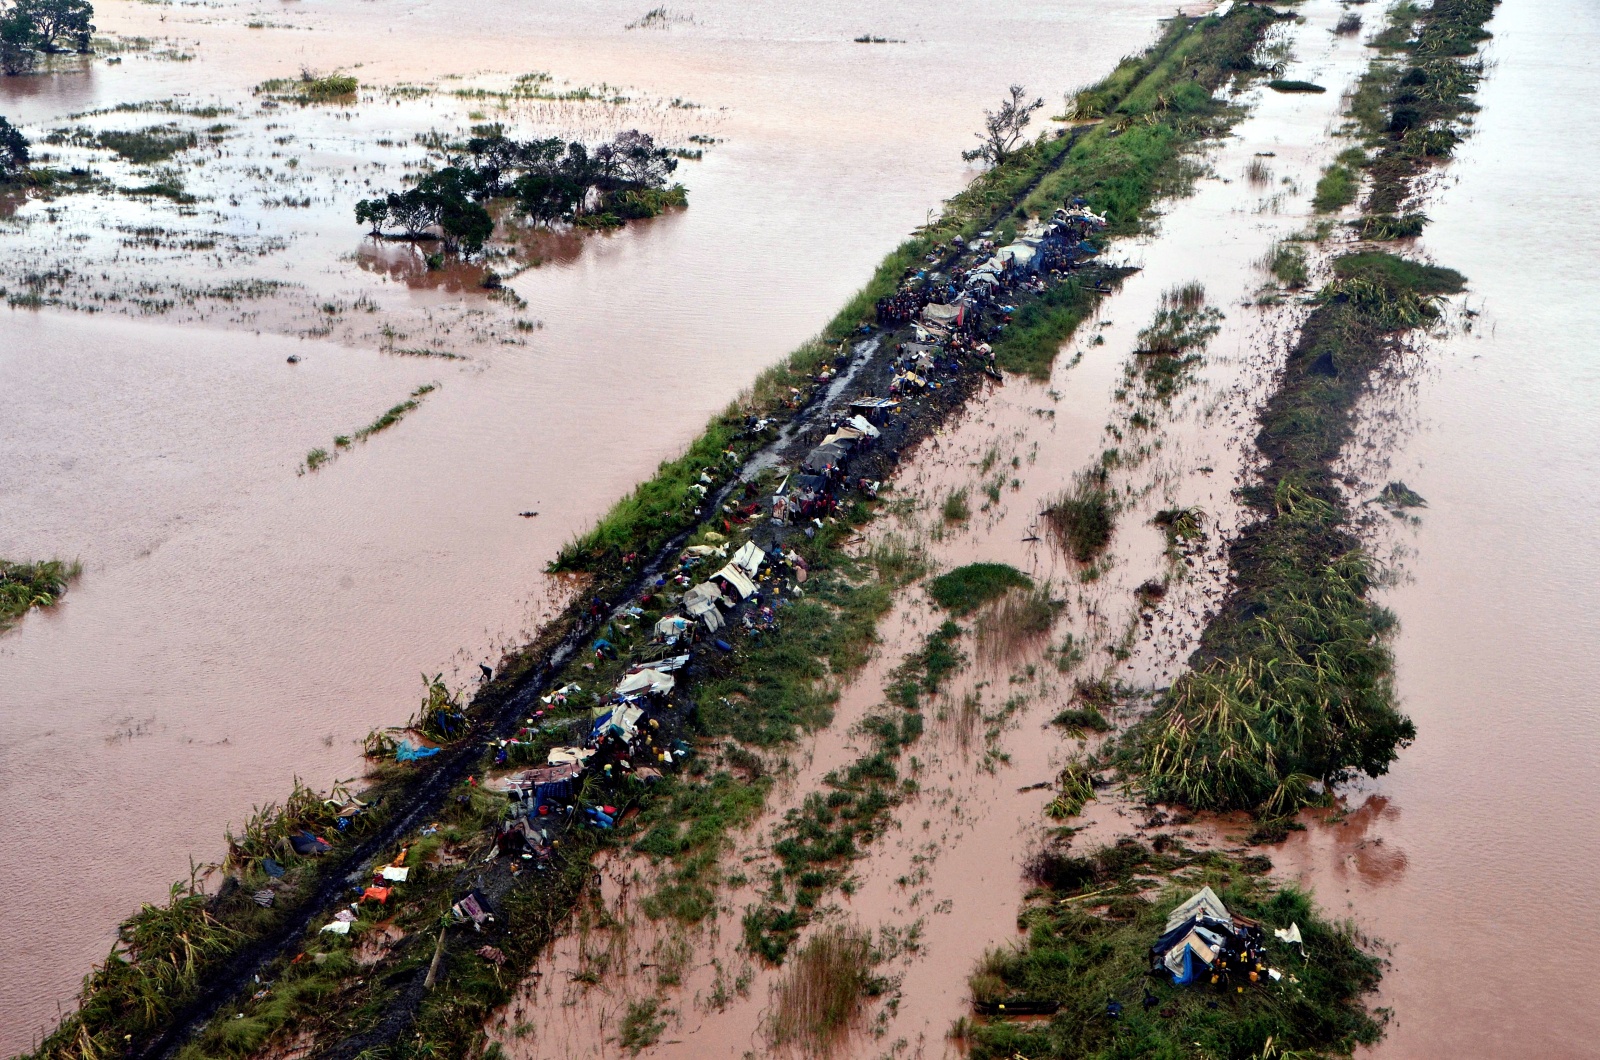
[355,238,486,292]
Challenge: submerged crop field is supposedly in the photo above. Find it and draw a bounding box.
[4,0,1528,1056]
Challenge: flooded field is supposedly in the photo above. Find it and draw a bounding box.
[1275,3,1600,1055]
[7,0,1599,1056]
[472,4,1398,1054]
[0,0,1177,1048]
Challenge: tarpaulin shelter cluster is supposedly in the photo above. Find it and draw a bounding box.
[874,204,1107,342]
[1149,886,1270,987]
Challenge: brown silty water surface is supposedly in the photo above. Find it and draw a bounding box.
[0,0,1190,1048]
[481,6,1395,1055]
[1268,3,1600,1057]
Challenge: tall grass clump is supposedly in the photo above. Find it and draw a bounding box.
[1263,240,1310,288]
[976,586,1060,662]
[768,926,882,1055]
[928,562,1031,615]
[1,557,81,629]
[1313,159,1359,212]
[942,488,971,523]
[1044,471,1115,562]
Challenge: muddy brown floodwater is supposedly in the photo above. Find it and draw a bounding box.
[1273,4,1600,1057]
[0,0,1181,1048]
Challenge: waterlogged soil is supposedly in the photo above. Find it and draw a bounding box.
[477,7,1397,1056]
[0,0,1185,1048]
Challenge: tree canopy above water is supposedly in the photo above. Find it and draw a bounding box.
[356,128,685,257]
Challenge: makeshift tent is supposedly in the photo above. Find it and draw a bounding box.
[821,426,867,447]
[1165,885,1232,932]
[921,302,965,327]
[681,582,725,617]
[713,563,757,599]
[615,668,675,698]
[731,541,766,576]
[998,244,1039,273]
[846,414,881,438]
[849,398,899,411]
[802,442,851,473]
[1150,886,1268,987]
[646,653,691,673]
[1160,923,1227,984]
[655,614,690,641]
[593,703,645,740]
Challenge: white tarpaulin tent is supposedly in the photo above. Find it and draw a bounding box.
[682,583,723,616]
[731,541,766,576]
[714,563,757,599]
[655,615,690,640]
[615,668,675,698]
[998,244,1038,272]
[1164,886,1232,932]
[682,582,727,631]
[846,414,880,438]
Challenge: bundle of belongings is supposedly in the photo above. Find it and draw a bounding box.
[1149,886,1268,986]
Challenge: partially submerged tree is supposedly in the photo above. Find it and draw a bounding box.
[0,115,29,181]
[0,6,39,73]
[355,128,683,256]
[963,84,1044,167]
[418,166,493,255]
[15,0,92,51]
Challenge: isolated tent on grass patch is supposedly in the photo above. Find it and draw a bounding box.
[1150,885,1268,986]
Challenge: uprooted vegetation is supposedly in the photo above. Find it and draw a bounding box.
[0,556,81,629]
[961,842,1385,1059]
